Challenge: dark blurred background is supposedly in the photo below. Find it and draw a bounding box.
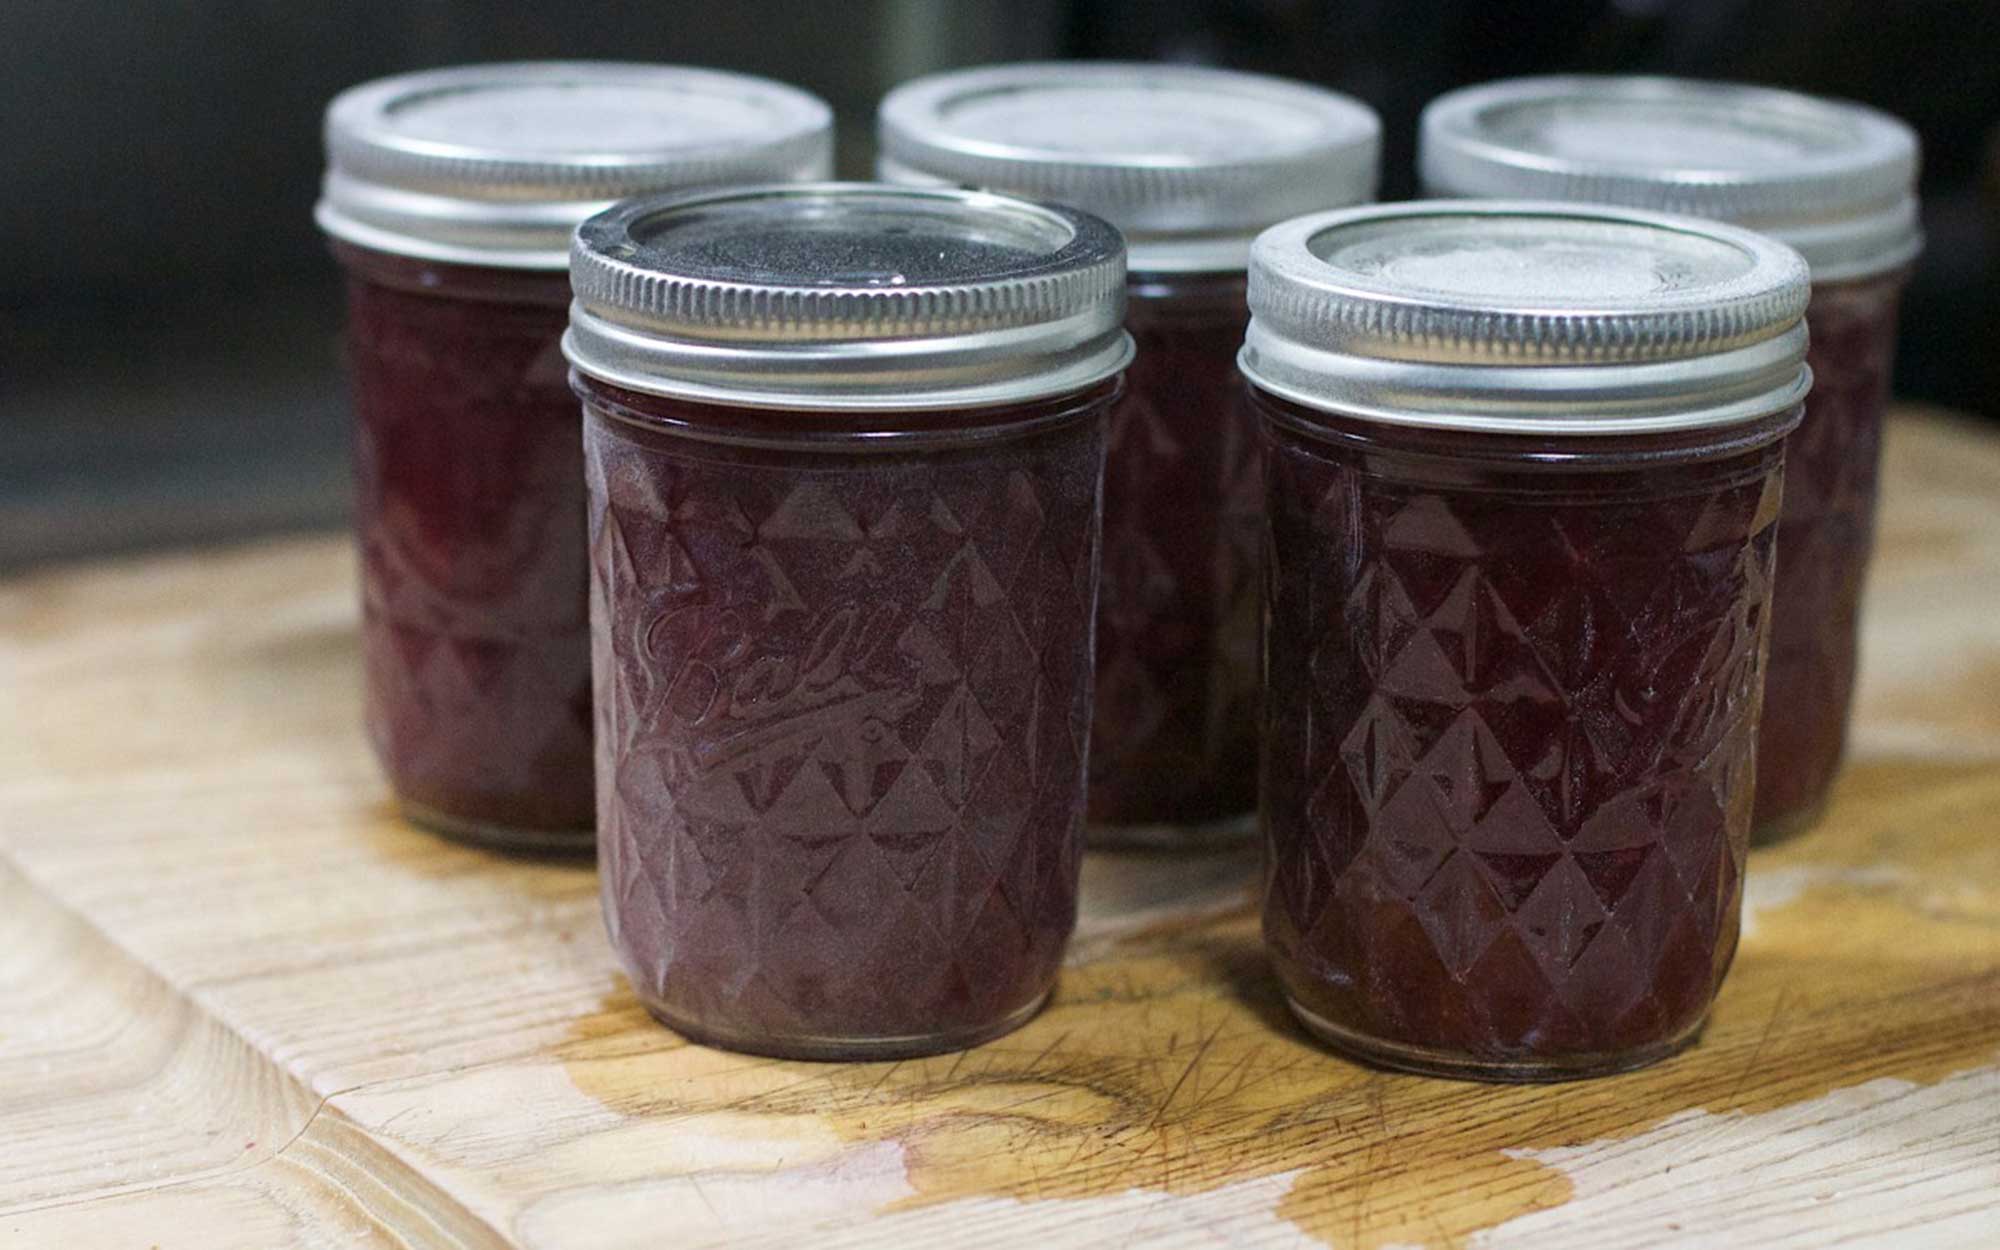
[3,0,1996,569]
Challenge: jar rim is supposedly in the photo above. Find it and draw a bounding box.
[1419,75,1923,281]
[1240,200,1813,435]
[317,62,833,270]
[564,182,1134,411]
[878,61,1380,272]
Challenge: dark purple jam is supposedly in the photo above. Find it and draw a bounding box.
[337,242,594,848]
[1754,270,1907,839]
[1256,393,1793,1079]
[1089,272,1261,840]
[579,376,1112,1059]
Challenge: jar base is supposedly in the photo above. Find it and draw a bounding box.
[1285,998,1705,1083]
[1751,794,1830,847]
[399,799,595,856]
[638,989,1052,1061]
[1088,808,1257,852]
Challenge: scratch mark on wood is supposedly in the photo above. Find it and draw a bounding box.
[865,1060,905,1099]
[1726,986,1795,1114]
[1147,1019,1226,1134]
[1025,1030,1072,1077]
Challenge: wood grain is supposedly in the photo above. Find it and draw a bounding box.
[2,407,1996,1249]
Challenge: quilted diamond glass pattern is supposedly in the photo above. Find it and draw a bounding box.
[1754,270,1907,836]
[584,386,1107,1058]
[1090,275,1262,837]
[343,253,595,843]
[1258,399,1787,1074]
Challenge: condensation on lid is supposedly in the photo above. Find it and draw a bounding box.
[1310,214,1764,315]
[926,82,1336,163]
[1420,76,1921,281]
[1494,101,1844,170]
[1240,200,1813,435]
[317,62,833,269]
[878,62,1380,272]
[380,81,794,156]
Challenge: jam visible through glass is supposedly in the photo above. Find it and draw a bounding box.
[1257,397,1789,1077]
[1090,272,1262,837]
[581,379,1110,1058]
[339,243,595,845]
[1755,271,1906,838]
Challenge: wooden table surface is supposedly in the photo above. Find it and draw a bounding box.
[3,407,1997,1249]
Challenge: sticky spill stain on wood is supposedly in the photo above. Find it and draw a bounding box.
[550,940,1996,1247]
[1273,1118,1574,1249]
[554,923,1587,1247]
[545,755,2000,1247]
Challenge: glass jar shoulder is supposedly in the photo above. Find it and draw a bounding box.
[1252,389,1799,497]
[572,374,1121,453]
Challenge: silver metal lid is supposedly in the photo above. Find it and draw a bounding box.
[564,182,1133,410]
[1420,76,1921,282]
[877,62,1380,273]
[1240,201,1812,435]
[317,62,833,270]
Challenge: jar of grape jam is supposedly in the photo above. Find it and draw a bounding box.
[1242,202,1811,1081]
[317,64,832,850]
[879,64,1381,846]
[565,184,1131,1058]
[1420,77,1922,842]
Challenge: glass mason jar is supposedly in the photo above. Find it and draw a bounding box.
[316,63,832,850]
[879,64,1381,846]
[565,184,1132,1059]
[1420,77,1922,841]
[1241,203,1812,1081]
